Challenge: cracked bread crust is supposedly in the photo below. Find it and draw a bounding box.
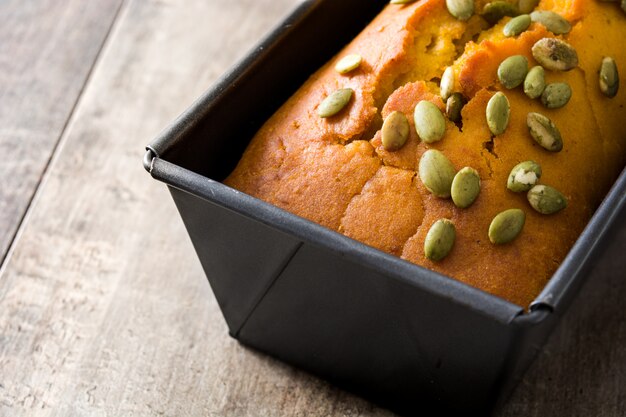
[224,0,626,307]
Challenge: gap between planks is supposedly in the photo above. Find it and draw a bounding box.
[0,0,127,274]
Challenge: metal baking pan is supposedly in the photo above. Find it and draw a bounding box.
[143,0,626,414]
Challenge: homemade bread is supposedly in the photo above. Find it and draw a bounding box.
[225,0,626,307]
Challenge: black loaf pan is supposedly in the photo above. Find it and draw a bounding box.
[143,0,626,415]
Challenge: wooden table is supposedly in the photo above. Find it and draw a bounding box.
[1,1,624,415]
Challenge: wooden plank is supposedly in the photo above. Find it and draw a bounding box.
[0,0,124,265]
[0,0,624,416]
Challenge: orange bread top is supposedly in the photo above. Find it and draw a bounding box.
[225,0,626,307]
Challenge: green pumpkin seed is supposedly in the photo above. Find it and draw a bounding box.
[507,161,542,192]
[530,11,571,34]
[446,0,475,21]
[418,149,457,198]
[446,93,465,123]
[541,82,572,108]
[381,111,410,151]
[527,184,567,214]
[498,55,529,89]
[489,209,525,244]
[524,66,546,99]
[599,56,619,98]
[503,14,531,37]
[486,92,510,136]
[335,54,362,74]
[390,0,416,3]
[622,0,626,13]
[318,88,353,118]
[414,100,446,143]
[424,219,456,261]
[482,1,519,25]
[440,67,455,100]
[451,167,481,208]
[527,112,563,152]
[518,0,540,14]
[532,38,578,71]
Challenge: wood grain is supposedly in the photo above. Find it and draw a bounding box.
[0,0,624,416]
[0,0,123,264]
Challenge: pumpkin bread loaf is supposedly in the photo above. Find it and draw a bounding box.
[225,0,626,307]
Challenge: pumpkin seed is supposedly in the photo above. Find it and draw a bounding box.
[507,160,542,192]
[622,0,626,13]
[486,92,510,136]
[418,149,457,198]
[451,167,481,208]
[318,88,353,118]
[446,0,475,21]
[440,67,455,100]
[532,38,578,71]
[446,93,465,123]
[498,55,529,89]
[518,0,540,14]
[530,11,571,34]
[541,82,572,108]
[488,209,525,244]
[381,111,410,151]
[599,56,619,98]
[335,54,362,74]
[503,14,531,37]
[524,65,546,99]
[482,1,519,25]
[527,184,567,214]
[527,112,563,152]
[414,100,446,143]
[424,219,456,261]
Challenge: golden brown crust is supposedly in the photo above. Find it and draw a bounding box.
[339,166,424,256]
[225,0,626,307]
